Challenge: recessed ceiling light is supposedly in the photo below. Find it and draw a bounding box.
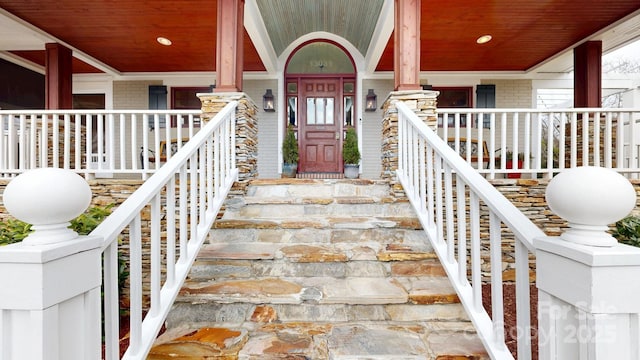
[476,35,492,44]
[157,37,172,46]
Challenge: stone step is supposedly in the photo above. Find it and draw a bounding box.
[149,322,489,359]
[220,201,418,220]
[205,226,431,252]
[167,301,467,329]
[188,258,447,280]
[246,178,393,199]
[176,275,459,307]
[212,215,422,231]
[209,227,427,249]
[156,180,489,359]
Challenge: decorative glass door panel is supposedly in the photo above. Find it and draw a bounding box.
[306,98,334,125]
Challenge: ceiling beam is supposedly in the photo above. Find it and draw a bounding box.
[244,0,278,74]
[364,0,393,75]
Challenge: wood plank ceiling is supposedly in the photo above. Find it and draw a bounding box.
[0,0,639,75]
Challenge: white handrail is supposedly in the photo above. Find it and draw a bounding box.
[0,109,202,179]
[437,107,640,179]
[89,102,238,360]
[398,101,545,359]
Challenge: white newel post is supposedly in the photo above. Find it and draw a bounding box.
[536,166,640,360]
[0,168,102,360]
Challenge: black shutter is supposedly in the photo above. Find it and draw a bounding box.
[476,85,495,128]
[148,85,168,129]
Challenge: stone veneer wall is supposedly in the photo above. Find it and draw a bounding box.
[381,90,439,196]
[565,120,617,168]
[198,92,259,195]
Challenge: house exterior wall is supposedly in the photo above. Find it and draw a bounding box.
[481,79,534,108]
[361,79,393,179]
[243,79,279,179]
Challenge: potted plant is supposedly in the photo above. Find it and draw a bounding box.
[505,151,525,178]
[282,125,299,178]
[343,126,361,179]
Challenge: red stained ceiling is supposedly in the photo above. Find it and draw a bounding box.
[0,0,639,74]
[376,0,640,72]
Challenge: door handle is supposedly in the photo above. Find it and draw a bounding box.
[336,131,340,140]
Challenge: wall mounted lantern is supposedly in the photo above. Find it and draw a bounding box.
[263,89,275,112]
[365,89,377,112]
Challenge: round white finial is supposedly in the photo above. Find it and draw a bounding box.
[3,168,92,245]
[546,166,636,247]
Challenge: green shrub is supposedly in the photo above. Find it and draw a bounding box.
[282,125,299,164]
[70,203,114,235]
[0,218,32,246]
[0,204,115,245]
[612,215,640,247]
[343,126,361,165]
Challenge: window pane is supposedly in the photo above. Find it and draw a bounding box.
[344,96,353,126]
[325,98,334,124]
[307,98,316,125]
[287,97,297,126]
[316,98,325,124]
[343,82,354,94]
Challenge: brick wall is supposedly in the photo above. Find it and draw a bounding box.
[113,80,162,109]
[481,79,533,108]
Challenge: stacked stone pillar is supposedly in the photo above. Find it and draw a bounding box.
[381,90,439,196]
[198,92,259,195]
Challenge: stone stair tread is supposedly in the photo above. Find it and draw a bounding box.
[209,228,431,248]
[213,216,423,230]
[197,243,278,260]
[188,258,448,280]
[178,276,459,307]
[166,303,469,326]
[241,195,389,205]
[149,322,489,360]
[197,242,436,262]
[220,203,419,220]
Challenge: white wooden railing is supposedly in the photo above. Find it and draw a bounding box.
[398,102,545,359]
[90,102,237,359]
[0,109,202,179]
[437,108,640,179]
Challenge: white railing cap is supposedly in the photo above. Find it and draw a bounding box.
[3,168,91,246]
[546,166,636,247]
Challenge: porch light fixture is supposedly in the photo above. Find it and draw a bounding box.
[157,37,172,46]
[476,35,492,44]
[365,89,377,112]
[263,89,275,112]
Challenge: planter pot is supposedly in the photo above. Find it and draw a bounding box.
[506,160,523,179]
[344,164,359,179]
[282,163,297,178]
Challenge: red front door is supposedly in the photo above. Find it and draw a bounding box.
[299,78,342,173]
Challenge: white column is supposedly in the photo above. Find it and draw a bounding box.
[0,237,102,360]
[536,166,640,359]
[0,168,102,360]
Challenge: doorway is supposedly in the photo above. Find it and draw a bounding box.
[285,41,356,176]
